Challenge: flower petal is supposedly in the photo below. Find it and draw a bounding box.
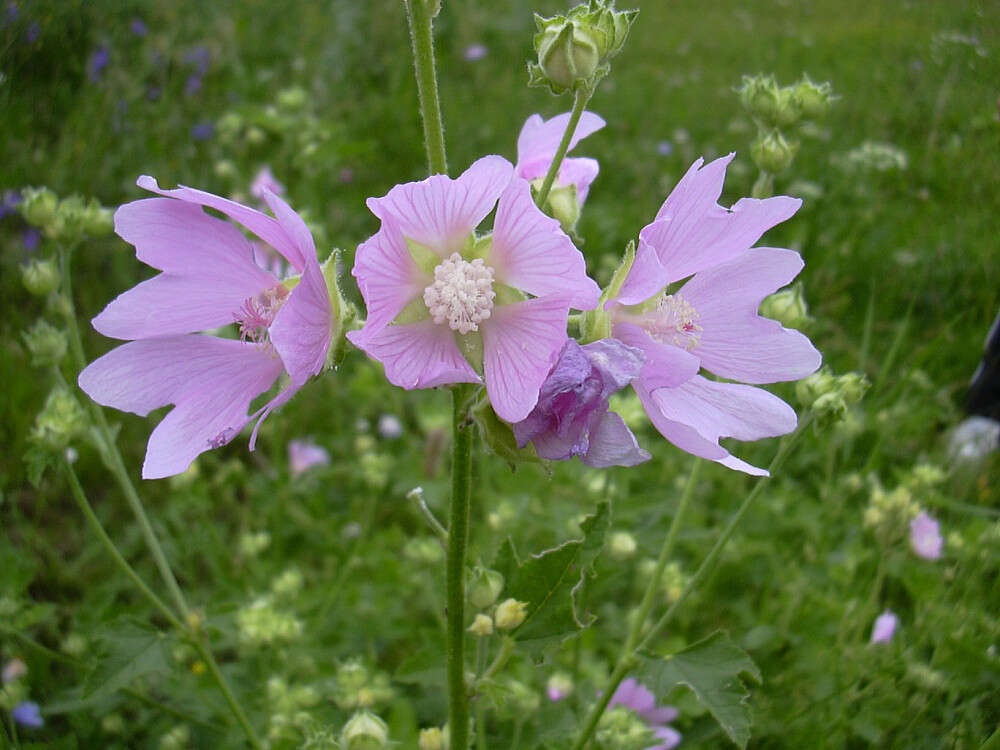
[515,111,605,167]
[481,297,571,422]
[366,156,513,257]
[352,217,430,332]
[347,320,480,390]
[681,247,822,383]
[612,322,700,390]
[260,188,315,271]
[558,156,600,203]
[582,411,651,468]
[654,154,734,222]
[611,237,672,307]
[269,251,332,385]
[77,336,285,479]
[136,175,306,271]
[488,178,600,309]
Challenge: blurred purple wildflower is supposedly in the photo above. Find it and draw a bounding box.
[184,74,202,96]
[191,121,214,141]
[184,45,210,74]
[25,20,39,42]
[288,439,330,477]
[377,414,403,439]
[4,3,17,24]
[870,610,899,644]
[130,18,148,36]
[463,43,487,61]
[339,168,355,184]
[514,339,649,468]
[656,140,673,156]
[12,701,43,728]
[608,678,681,750]
[88,45,110,82]
[910,512,943,560]
[22,227,41,250]
[0,189,21,219]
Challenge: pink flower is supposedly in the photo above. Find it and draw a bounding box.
[515,111,605,205]
[910,511,943,559]
[463,43,488,61]
[348,156,600,422]
[250,166,285,201]
[870,610,899,644]
[288,439,330,477]
[607,154,822,475]
[609,678,681,750]
[79,177,333,479]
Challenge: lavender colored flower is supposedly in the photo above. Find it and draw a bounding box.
[514,339,649,467]
[4,3,17,24]
[608,678,681,750]
[0,189,21,219]
[349,156,600,423]
[515,111,605,205]
[22,227,41,250]
[463,43,488,61]
[184,74,203,96]
[377,414,403,439]
[12,701,43,728]
[288,439,330,477]
[88,45,110,82]
[130,18,148,36]
[870,610,899,644]
[184,45,210,74]
[78,177,333,478]
[251,166,285,201]
[191,121,214,141]
[910,511,943,560]
[25,20,39,43]
[607,154,822,475]
[656,140,673,156]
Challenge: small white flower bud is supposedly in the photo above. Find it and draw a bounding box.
[494,598,528,630]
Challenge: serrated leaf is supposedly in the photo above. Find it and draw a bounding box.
[82,621,171,704]
[637,631,761,748]
[494,502,610,657]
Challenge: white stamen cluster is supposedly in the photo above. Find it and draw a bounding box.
[423,252,496,334]
[648,293,702,349]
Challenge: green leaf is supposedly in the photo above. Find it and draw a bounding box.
[394,648,446,688]
[494,502,610,658]
[82,621,172,703]
[637,631,762,749]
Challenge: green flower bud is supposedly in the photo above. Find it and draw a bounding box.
[795,368,837,407]
[774,86,803,129]
[811,392,847,426]
[737,74,781,126]
[468,566,505,609]
[596,706,657,750]
[50,195,89,241]
[23,319,68,366]
[839,372,870,405]
[794,75,834,120]
[158,725,191,750]
[543,182,582,235]
[277,86,308,110]
[494,598,528,630]
[751,131,798,174]
[81,198,114,237]
[608,530,637,559]
[467,613,494,637]
[536,20,600,92]
[419,727,447,750]
[19,187,59,228]
[32,387,87,450]
[21,259,59,296]
[214,160,238,180]
[759,284,811,329]
[341,711,389,750]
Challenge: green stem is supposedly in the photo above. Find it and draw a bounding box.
[404,0,448,175]
[189,635,263,748]
[534,88,591,208]
[751,170,774,199]
[475,637,515,687]
[447,384,476,750]
[62,458,184,631]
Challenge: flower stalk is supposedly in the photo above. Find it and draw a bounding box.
[404,0,448,175]
[534,88,592,208]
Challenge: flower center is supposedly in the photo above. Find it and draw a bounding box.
[643,293,702,349]
[423,252,496,334]
[234,284,289,344]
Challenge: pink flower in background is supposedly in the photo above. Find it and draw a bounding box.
[288,439,330,477]
[607,154,821,475]
[250,166,285,201]
[349,156,600,422]
[79,177,332,479]
[910,512,943,559]
[870,610,899,644]
[515,111,605,205]
[609,678,681,750]
[463,43,488,61]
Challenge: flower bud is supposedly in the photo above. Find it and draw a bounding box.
[19,187,59,228]
[759,284,811,329]
[419,727,447,750]
[543,182,582,235]
[737,74,781,126]
[467,613,494,637]
[21,260,59,297]
[751,131,798,174]
[81,198,113,237]
[494,598,528,630]
[535,20,600,92]
[23,320,68,367]
[608,531,637,559]
[341,711,389,750]
[468,567,505,609]
[277,86,308,110]
[794,75,834,120]
[32,388,87,451]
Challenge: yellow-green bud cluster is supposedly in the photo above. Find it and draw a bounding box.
[494,598,529,630]
[341,711,389,750]
[21,259,60,297]
[32,388,87,451]
[235,596,303,646]
[863,482,921,542]
[595,705,658,750]
[23,319,68,367]
[158,725,191,750]
[266,675,322,744]
[759,283,812,330]
[332,660,394,711]
[271,567,304,598]
[795,368,869,427]
[530,1,638,95]
[20,187,113,241]
[238,530,271,558]
[419,726,448,750]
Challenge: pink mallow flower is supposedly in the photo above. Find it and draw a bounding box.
[79,177,333,479]
[870,610,899,644]
[514,338,649,467]
[606,154,822,475]
[348,156,600,423]
[288,439,330,477]
[250,166,285,201]
[910,511,943,559]
[609,678,681,750]
[515,111,605,206]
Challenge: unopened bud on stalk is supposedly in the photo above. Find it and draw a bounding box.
[494,598,528,630]
[608,531,637,559]
[467,613,494,637]
[341,711,389,750]
[759,284,811,329]
[794,75,835,120]
[468,567,505,609]
[19,187,59,228]
[21,260,59,297]
[419,727,448,750]
[751,131,798,174]
[32,388,87,450]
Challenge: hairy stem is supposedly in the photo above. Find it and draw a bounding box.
[534,87,591,208]
[404,0,448,175]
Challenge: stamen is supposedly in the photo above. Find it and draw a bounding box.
[644,293,702,349]
[423,252,496,334]
[234,284,289,345]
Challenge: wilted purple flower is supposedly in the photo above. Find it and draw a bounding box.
[608,678,681,750]
[88,45,110,82]
[22,227,41,250]
[288,439,330,477]
[910,512,943,560]
[2,658,26,684]
[184,45,210,74]
[377,414,403,439]
[514,339,649,468]
[130,18,148,36]
[870,610,899,644]
[463,43,487,61]
[191,121,214,141]
[12,701,43,728]
[184,74,203,96]
[251,167,285,201]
